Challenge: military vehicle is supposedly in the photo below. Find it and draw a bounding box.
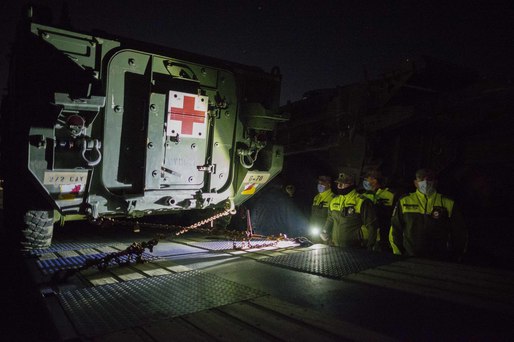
[0,7,287,250]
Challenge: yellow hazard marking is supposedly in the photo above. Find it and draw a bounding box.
[242,183,257,195]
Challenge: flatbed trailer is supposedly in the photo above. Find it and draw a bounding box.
[11,222,514,341]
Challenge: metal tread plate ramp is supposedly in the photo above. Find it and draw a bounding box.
[36,249,158,275]
[57,270,266,338]
[257,246,514,315]
[24,237,514,340]
[30,241,131,255]
[258,246,401,278]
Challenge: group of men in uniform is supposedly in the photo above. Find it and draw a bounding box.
[311,168,468,261]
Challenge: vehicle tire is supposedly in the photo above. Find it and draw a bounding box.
[21,210,54,251]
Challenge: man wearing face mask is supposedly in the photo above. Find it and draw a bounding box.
[389,168,468,261]
[310,175,335,242]
[361,169,396,252]
[320,172,378,249]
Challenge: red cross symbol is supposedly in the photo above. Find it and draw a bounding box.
[71,184,82,194]
[168,94,206,136]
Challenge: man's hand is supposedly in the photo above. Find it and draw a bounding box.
[320,231,329,242]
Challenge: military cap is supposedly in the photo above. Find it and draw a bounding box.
[335,172,355,184]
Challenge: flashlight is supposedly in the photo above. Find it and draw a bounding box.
[310,226,320,236]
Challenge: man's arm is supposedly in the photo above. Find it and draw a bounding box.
[389,200,406,255]
[361,199,379,250]
[321,210,334,243]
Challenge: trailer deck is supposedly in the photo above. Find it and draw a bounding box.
[9,223,514,341]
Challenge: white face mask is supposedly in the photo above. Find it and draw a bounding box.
[362,180,373,191]
[317,184,326,193]
[417,180,436,196]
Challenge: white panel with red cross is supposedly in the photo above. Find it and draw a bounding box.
[167,91,208,138]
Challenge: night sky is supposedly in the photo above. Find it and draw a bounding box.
[1,0,513,105]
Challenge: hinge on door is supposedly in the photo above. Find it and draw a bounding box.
[197,164,216,173]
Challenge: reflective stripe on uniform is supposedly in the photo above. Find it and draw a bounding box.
[312,189,335,207]
[400,191,454,217]
[329,191,365,213]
